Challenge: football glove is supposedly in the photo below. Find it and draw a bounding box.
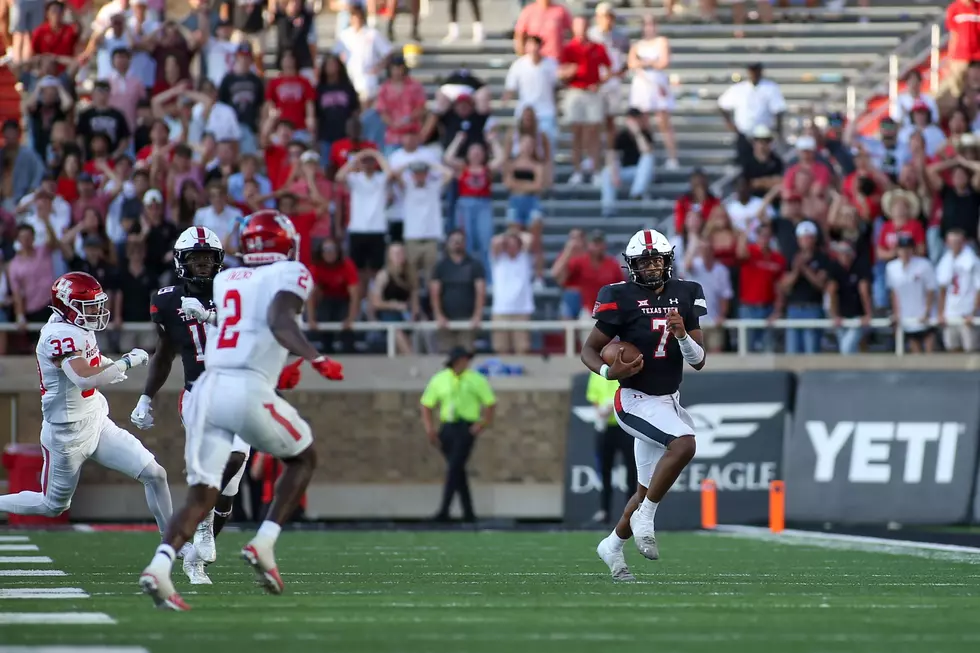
[181,296,216,325]
[130,394,154,430]
[311,355,344,381]
[277,358,304,390]
[114,348,149,372]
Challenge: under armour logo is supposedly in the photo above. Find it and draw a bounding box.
[669,298,679,305]
[637,300,649,308]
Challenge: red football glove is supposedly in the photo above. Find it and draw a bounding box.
[311,355,344,381]
[277,358,304,390]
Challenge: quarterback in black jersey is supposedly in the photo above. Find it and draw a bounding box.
[581,229,707,581]
[129,226,248,585]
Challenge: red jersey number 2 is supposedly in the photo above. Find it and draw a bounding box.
[216,290,243,349]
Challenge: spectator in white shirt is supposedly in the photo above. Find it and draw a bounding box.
[336,149,392,287]
[189,80,242,144]
[936,228,980,352]
[718,62,786,168]
[334,5,393,101]
[891,69,940,127]
[725,174,773,235]
[886,233,937,354]
[683,240,732,352]
[127,0,159,89]
[392,159,454,285]
[202,19,239,88]
[193,180,244,262]
[85,13,135,81]
[897,101,946,157]
[502,35,559,150]
[489,229,535,354]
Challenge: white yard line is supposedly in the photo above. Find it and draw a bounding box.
[0,613,115,625]
[0,649,148,653]
[0,545,39,552]
[707,526,980,563]
[0,557,52,564]
[0,588,89,600]
[0,537,30,543]
[0,570,67,577]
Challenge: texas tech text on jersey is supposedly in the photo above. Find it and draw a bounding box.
[592,278,708,397]
[149,285,215,390]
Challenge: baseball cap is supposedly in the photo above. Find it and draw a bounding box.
[77,172,94,184]
[795,135,817,151]
[795,221,818,238]
[93,79,110,91]
[588,229,606,243]
[408,161,431,173]
[910,100,930,114]
[143,189,163,205]
[132,0,147,5]
[897,232,916,248]
[455,92,474,103]
[445,346,473,368]
[236,42,253,56]
[299,150,320,164]
[37,75,61,90]
[751,125,773,140]
[595,1,614,15]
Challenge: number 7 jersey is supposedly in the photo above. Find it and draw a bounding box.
[205,260,314,386]
[592,278,707,397]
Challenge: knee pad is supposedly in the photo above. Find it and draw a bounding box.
[138,460,168,485]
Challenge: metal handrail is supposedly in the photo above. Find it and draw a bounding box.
[2,317,964,358]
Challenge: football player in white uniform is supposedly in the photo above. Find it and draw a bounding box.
[0,272,172,530]
[140,210,344,611]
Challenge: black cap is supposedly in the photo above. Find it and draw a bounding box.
[93,79,110,90]
[445,346,473,368]
[41,170,57,182]
[626,107,643,118]
[588,229,606,243]
[748,62,763,71]
[897,233,916,248]
[2,118,20,132]
[390,53,406,67]
[77,172,94,183]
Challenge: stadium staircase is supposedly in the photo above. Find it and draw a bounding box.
[312,1,941,313]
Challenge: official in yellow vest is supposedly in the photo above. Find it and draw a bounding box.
[419,347,496,522]
[586,372,637,524]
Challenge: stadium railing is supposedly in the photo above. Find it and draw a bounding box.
[0,318,961,357]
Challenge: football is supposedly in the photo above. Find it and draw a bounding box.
[601,340,642,366]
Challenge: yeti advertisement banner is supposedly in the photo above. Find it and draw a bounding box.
[562,371,793,529]
[785,371,980,525]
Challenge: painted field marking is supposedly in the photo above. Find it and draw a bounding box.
[708,525,980,562]
[0,613,115,625]
[0,648,148,653]
[0,557,52,564]
[0,536,30,543]
[0,545,39,552]
[0,588,89,600]
[0,570,67,577]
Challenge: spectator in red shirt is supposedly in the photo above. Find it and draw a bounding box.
[877,189,927,263]
[842,150,889,222]
[736,222,785,352]
[552,229,624,318]
[375,55,428,156]
[265,50,316,143]
[783,136,833,198]
[945,0,980,98]
[559,16,610,185]
[30,1,79,74]
[514,0,573,60]
[673,168,721,236]
[307,237,360,353]
[284,150,334,263]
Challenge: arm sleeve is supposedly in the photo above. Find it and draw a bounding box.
[686,282,707,332]
[63,357,125,391]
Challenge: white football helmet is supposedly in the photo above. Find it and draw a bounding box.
[174,226,224,287]
[623,229,674,289]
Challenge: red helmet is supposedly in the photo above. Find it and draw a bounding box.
[50,272,110,331]
[239,210,298,266]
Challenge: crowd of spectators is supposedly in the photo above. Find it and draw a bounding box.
[0,0,958,358]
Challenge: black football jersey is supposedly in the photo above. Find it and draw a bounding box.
[592,279,708,397]
[149,284,215,390]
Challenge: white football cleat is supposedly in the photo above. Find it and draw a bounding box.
[194,511,217,564]
[182,550,212,585]
[140,564,190,611]
[242,540,284,595]
[596,537,635,582]
[629,510,660,560]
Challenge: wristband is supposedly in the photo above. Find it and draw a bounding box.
[599,364,610,379]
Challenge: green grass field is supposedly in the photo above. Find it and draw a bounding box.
[0,529,978,653]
